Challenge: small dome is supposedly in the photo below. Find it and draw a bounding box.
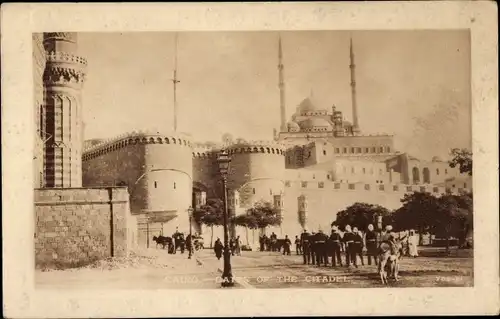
[299,118,332,129]
[297,97,327,115]
[287,121,300,132]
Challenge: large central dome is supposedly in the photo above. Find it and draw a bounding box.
[297,96,327,115]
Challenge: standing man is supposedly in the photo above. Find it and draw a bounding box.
[314,230,329,267]
[283,235,292,255]
[329,226,343,267]
[179,233,186,254]
[235,235,242,256]
[295,235,302,255]
[214,237,223,260]
[186,234,193,256]
[259,234,266,252]
[365,224,378,265]
[229,237,235,256]
[310,231,317,265]
[300,229,311,265]
[172,227,181,254]
[342,225,354,267]
[352,227,365,267]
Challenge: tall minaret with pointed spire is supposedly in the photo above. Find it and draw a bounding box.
[349,37,361,135]
[172,33,180,132]
[278,35,287,132]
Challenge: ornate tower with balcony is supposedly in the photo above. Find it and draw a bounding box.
[42,33,87,187]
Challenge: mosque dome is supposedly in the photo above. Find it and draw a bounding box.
[287,121,300,132]
[297,97,327,115]
[299,118,332,130]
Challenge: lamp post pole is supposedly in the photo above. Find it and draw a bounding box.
[217,150,234,287]
[188,206,194,259]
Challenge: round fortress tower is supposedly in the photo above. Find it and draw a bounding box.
[82,130,193,236]
[226,141,286,208]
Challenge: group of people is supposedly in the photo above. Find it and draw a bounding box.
[294,224,418,268]
[213,235,243,260]
[258,232,281,252]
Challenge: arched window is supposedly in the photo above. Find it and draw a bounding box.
[423,167,431,183]
[412,167,420,185]
[436,168,440,175]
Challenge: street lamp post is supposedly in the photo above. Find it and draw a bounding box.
[188,206,194,259]
[217,150,234,287]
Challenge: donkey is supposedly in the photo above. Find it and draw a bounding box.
[377,240,403,285]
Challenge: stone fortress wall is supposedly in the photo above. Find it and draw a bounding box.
[34,187,136,268]
[82,131,194,246]
[82,133,471,249]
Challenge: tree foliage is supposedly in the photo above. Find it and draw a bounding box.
[433,192,473,248]
[332,202,392,231]
[234,200,282,229]
[449,148,473,176]
[192,198,224,248]
[193,198,224,227]
[392,191,473,249]
[392,192,440,234]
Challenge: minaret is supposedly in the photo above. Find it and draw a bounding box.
[349,37,361,135]
[278,35,287,132]
[172,33,180,132]
[42,33,87,187]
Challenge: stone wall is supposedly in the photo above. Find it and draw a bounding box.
[34,187,135,268]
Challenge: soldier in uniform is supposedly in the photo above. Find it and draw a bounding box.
[329,226,343,267]
[352,227,365,267]
[309,232,316,265]
[314,230,329,267]
[300,229,311,265]
[342,225,354,267]
[365,224,378,265]
[294,235,302,255]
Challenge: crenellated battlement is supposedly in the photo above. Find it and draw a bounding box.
[82,130,193,161]
[192,150,219,159]
[227,140,286,156]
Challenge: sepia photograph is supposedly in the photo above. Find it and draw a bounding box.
[2,2,498,317]
[33,30,474,289]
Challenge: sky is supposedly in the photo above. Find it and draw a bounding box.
[77,30,471,160]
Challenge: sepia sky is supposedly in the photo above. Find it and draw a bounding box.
[78,30,471,160]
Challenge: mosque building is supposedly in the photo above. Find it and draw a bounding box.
[34,33,471,248]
